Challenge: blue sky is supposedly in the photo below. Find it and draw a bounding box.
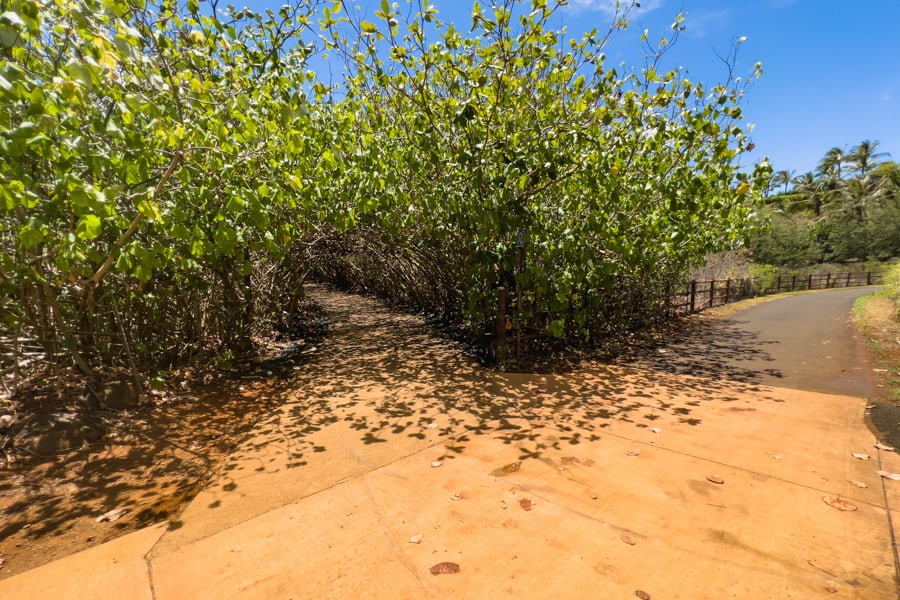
[242,0,899,176]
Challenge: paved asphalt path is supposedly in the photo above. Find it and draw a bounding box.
[639,286,879,398]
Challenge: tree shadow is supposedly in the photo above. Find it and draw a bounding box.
[217,286,784,482]
[0,286,785,576]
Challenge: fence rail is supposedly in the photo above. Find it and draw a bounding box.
[666,271,884,317]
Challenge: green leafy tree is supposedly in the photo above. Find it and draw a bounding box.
[314,0,768,346]
[0,0,323,374]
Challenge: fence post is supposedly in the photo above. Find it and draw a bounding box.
[867,272,872,285]
[496,287,507,362]
[709,280,716,308]
[826,273,831,288]
[846,272,851,287]
[807,274,813,290]
[725,278,731,304]
[690,280,697,312]
[791,274,797,291]
[776,274,782,293]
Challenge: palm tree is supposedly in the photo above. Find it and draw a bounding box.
[817,146,847,181]
[791,171,825,216]
[848,139,889,178]
[872,162,900,208]
[772,169,796,195]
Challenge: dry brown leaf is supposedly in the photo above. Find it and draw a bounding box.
[876,470,900,480]
[431,460,442,468]
[851,452,870,460]
[825,581,838,593]
[875,442,896,452]
[96,508,128,523]
[450,493,462,501]
[706,475,724,485]
[0,556,6,571]
[409,534,424,544]
[581,458,596,467]
[634,591,651,600]
[621,535,636,546]
[519,497,534,511]
[626,449,641,457]
[502,461,522,473]
[429,562,460,575]
[728,407,756,412]
[650,427,661,434]
[822,495,857,511]
[850,480,868,489]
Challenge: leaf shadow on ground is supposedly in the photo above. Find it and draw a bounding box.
[0,286,785,576]
[0,375,297,578]
[210,286,785,494]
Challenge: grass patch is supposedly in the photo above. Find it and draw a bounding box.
[853,291,900,403]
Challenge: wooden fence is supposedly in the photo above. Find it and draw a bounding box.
[490,270,884,363]
[666,271,884,316]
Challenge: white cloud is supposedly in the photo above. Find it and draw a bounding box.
[566,0,665,17]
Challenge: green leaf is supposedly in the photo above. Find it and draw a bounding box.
[76,214,102,240]
[137,199,163,222]
[19,223,43,249]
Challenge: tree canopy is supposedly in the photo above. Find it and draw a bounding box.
[1,0,768,376]
[752,141,898,266]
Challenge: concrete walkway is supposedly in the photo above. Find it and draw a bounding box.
[1,288,897,599]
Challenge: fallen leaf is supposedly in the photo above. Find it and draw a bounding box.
[0,556,6,570]
[429,562,460,575]
[876,470,900,480]
[626,449,641,456]
[728,407,756,412]
[621,535,636,545]
[706,475,724,485]
[450,493,462,501]
[581,458,596,467]
[427,422,439,429]
[825,581,838,593]
[590,493,598,500]
[502,461,522,473]
[635,591,651,600]
[875,442,895,452]
[431,461,442,468]
[773,455,782,460]
[96,508,128,523]
[850,480,868,488]
[650,427,661,434]
[561,456,580,465]
[519,497,534,511]
[409,534,423,544]
[822,495,857,511]
[851,453,870,460]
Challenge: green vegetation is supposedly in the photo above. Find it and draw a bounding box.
[885,264,900,321]
[750,143,900,265]
[0,0,768,379]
